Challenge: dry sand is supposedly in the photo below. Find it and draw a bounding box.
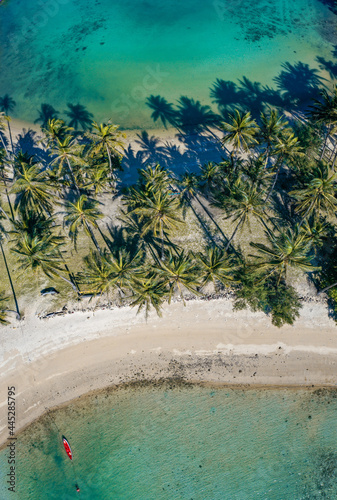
[0,296,337,447]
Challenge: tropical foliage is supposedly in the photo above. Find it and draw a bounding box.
[1,84,337,326]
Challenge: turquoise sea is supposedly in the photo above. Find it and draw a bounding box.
[0,0,337,129]
[1,384,337,499]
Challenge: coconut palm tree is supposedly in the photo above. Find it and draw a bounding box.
[86,121,125,178]
[258,109,290,167]
[80,248,143,298]
[216,179,270,250]
[152,249,200,303]
[131,190,182,260]
[289,163,337,224]
[42,118,73,148]
[11,161,53,215]
[61,194,104,252]
[64,103,93,131]
[264,131,304,202]
[0,292,9,325]
[195,246,236,291]
[220,110,258,166]
[0,95,16,151]
[199,161,220,195]
[250,225,316,284]
[137,163,172,194]
[50,136,84,194]
[11,232,77,291]
[129,273,168,318]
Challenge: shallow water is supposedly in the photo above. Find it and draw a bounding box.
[0,0,336,128]
[1,384,337,499]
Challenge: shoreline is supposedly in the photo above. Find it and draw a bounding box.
[1,296,336,448]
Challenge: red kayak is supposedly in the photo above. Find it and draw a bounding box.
[62,436,73,460]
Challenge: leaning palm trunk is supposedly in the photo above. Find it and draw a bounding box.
[0,187,14,220]
[187,198,217,246]
[53,269,80,293]
[264,156,283,203]
[105,144,114,178]
[320,125,331,160]
[298,198,316,229]
[66,158,80,195]
[0,240,20,319]
[319,281,337,294]
[0,134,9,156]
[332,147,337,169]
[225,215,244,251]
[160,221,165,261]
[195,194,229,246]
[7,122,14,153]
[86,223,101,253]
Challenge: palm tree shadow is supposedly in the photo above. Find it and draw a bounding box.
[135,131,166,164]
[34,103,59,129]
[316,45,337,80]
[317,0,337,14]
[273,61,325,110]
[15,128,49,163]
[64,103,93,131]
[269,190,297,228]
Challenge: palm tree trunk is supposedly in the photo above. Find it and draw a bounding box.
[329,139,337,161]
[320,126,331,160]
[195,194,229,246]
[66,158,80,195]
[225,215,244,251]
[187,198,217,246]
[0,239,20,319]
[106,144,113,178]
[53,269,80,293]
[332,147,337,170]
[0,134,9,157]
[298,198,316,229]
[96,223,112,252]
[319,282,337,294]
[264,158,282,203]
[160,220,165,261]
[7,121,14,153]
[86,223,101,253]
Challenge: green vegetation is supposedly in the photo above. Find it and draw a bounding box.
[1,86,337,325]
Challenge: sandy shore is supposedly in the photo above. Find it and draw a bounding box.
[1,119,337,448]
[1,296,337,447]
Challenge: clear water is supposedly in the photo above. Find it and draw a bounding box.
[1,384,337,499]
[0,0,336,129]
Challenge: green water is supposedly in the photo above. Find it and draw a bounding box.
[1,384,337,499]
[0,0,336,129]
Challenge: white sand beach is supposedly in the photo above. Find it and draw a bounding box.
[1,295,337,448]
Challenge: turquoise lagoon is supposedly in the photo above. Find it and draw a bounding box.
[0,0,337,129]
[1,385,337,499]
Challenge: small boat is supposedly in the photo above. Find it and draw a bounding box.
[62,436,73,460]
